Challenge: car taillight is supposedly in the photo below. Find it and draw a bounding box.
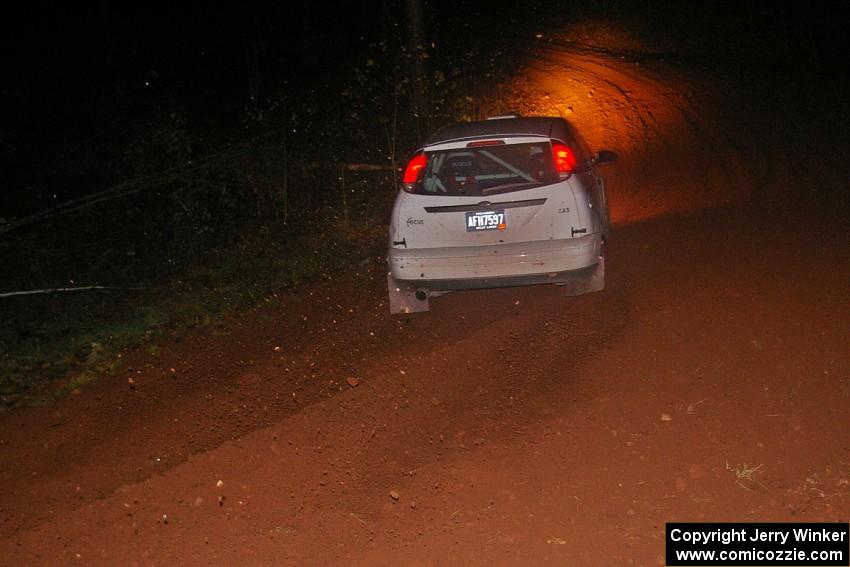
[402,153,427,189]
[551,142,576,178]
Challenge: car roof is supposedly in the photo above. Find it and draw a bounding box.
[424,116,573,147]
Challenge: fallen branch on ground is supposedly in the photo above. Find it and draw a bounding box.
[0,286,144,298]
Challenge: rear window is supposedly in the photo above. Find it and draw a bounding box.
[413,141,558,197]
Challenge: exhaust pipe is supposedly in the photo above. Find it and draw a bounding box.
[415,289,429,302]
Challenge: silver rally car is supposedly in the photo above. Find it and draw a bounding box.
[387,116,615,314]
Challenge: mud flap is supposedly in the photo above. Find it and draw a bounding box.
[387,273,430,314]
[562,254,605,297]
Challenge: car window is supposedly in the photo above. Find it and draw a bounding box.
[414,142,558,197]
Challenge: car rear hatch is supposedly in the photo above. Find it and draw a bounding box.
[394,137,583,249]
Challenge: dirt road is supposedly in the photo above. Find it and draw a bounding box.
[2,36,849,566]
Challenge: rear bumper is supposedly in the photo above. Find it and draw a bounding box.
[388,234,601,289]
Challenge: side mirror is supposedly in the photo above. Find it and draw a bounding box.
[593,149,618,165]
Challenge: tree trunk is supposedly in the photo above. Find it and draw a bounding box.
[404,0,429,139]
[99,0,114,69]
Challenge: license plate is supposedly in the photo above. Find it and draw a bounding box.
[465,210,506,232]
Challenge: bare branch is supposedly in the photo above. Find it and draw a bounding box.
[0,146,252,239]
[0,286,144,298]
